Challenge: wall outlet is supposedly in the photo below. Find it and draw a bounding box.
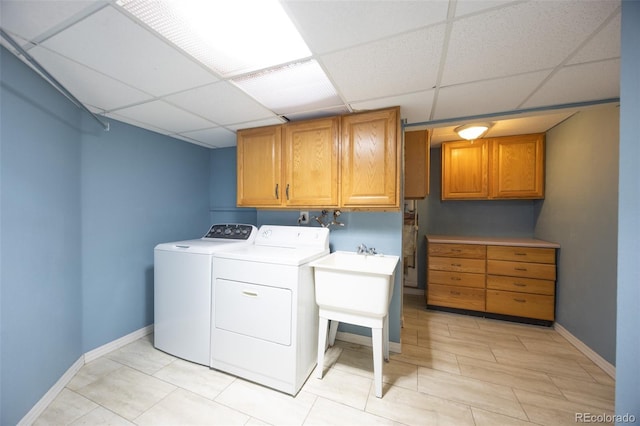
[300,211,309,225]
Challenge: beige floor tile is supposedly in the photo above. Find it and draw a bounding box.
[492,348,594,380]
[471,407,537,426]
[67,358,124,391]
[215,379,316,425]
[579,360,615,386]
[448,324,528,350]
[105,334,176,375]
[135,388,249,425]
[365,383,475,426]
[550,375,615,411]
[153,358,236,400]
[417,330,497,362]
[404,315,452,337]
[390,342,460,374]
[457,355,563,396]
[477,318,557,340]
[34,389,98,426]
[332,347,418,391]
[303,366,372,410]
[514,388,614,426]
[417,366,528,420]
[70,406,134,426]
[401,326,418,345]
[75,365,176,420]
[418,309,481,329]
[518,336,591,361]
[304,397,398,425]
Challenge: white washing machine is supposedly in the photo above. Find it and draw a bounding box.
[210,225,330,395]
[154,224,257,366]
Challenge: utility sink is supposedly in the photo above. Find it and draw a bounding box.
[310,251,400,318]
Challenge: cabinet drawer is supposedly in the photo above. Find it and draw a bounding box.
[428,243,486,259]
[487,275,555,295]
[487,246,555,264]
[486,290,554,321]
[487,260,555,280]
[428,284,485,311]
[429,270,485,289]
[429,256,486,274]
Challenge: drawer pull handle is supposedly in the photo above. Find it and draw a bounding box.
[513,298,526,303]
[451,290,461,295]
[513,282,527,287]
[451,249,462,253]
[451,277,461,281]
[451,263,462,267]
[515,252,527,256]
[515,267,528,271]
[242,291,258,297]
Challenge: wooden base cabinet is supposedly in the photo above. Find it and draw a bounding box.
[427,236,559,324]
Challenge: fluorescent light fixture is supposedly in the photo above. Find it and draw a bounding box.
[232,60,344,116]
[117,0,312,77]
[455,123,492,140]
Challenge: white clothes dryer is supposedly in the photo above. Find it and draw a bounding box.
[210,225,330,395]
[154,224,257,365]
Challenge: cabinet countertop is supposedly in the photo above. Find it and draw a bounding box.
[426,234,560,248]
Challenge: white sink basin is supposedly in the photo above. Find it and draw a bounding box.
[310,251,400,318]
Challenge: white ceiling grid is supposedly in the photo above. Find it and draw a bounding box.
[0,0,621,147]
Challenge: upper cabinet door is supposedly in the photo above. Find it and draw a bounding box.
[490,134,545,199]
[441,139,489,200]
[283,117,340,207]
[404,129,431,199]
[236,125,282,207]
[341,107,400,209]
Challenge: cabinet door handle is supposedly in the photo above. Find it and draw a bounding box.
[515,267,528,271]
[286,183,290,200]
[513,282,527,287]
[513,298,526,303]
[275,184,279,199]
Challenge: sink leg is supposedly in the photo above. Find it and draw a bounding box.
[383,314,389,361]
[372,327,383,398]
[317,317,329,379]
[328,320,339,346]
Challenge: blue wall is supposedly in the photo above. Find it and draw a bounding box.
[616,0,640,420]
[1,46,83,425]
[209,147,256,225]
[535,105,619,365]
[0,46,211,424]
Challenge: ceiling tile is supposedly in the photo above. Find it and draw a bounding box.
[164,81,276,126]
[433,71,549,120]
[0,1,100,41]
[522,60,620,109]
[227,118,286,132]
[111,100,216,134]
[29,46,153,111]
[283,0,448,54]
[442,0,620,86]
[350,90,435,125]
[179,127,237,149]
[41,5,218,96]
[453,0,521,18]
[569,10,621,65]
[321,26,444,102]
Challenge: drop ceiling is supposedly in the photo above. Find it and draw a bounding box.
[0,0,621,148]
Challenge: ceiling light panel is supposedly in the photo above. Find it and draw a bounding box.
[117,0,311,77]
[232,60,344,116]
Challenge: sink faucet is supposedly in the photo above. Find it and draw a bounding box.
[357,244,377,255]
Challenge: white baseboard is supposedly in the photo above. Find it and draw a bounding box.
[18,356,84,426]
[553,323,615,379]
[335,331,402,354]
[403,287,425,296]
[20,324,154,425]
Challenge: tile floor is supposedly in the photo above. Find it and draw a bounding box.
[35,294,615,425]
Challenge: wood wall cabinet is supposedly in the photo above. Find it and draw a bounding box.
[404,129,431,199]
[236,117,339,208]
[341,107,401,209]
[441,133,545,200]
[426,235,559,324]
